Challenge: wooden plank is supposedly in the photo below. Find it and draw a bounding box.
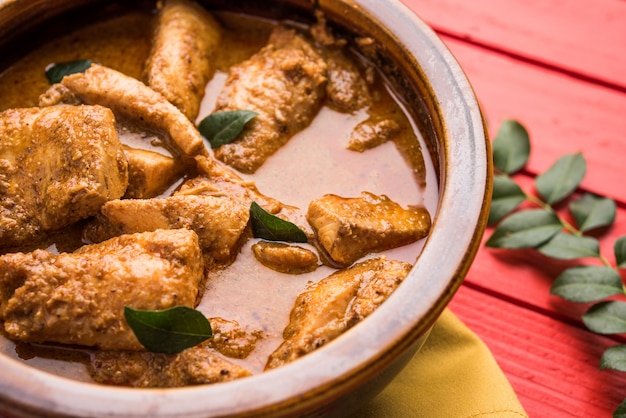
[432,35,626,203]
[401,0,626,90]
[450,285,626,417]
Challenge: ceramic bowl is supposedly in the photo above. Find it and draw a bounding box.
[0,0,491,416]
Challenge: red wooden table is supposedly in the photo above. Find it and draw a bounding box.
[401,0,626,416]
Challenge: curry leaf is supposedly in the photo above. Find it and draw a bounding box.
[485,209,562,249]
[601,345,626,372]
[550,266,623,303]
[491,119,531,174]
[488,175,526,225]
[615,236,626,268]
[569,193,616,232]
[538,233,600,260]
[45,59,92,84]
[615,399,626,418]
[582,301,626,334]
[198,110,258,148]
[250,201,308,243]
[124,306,212,354]
[535,152,586,204]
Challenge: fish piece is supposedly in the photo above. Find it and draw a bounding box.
[251,241,319,274]
[347,115,401,152]
[307,192,431,265]
[179,156,313,237]
[89,343,252,387]
[0,229,204,351]
[179,155,284,214]
[265,256,411,369]
[212,25,327,173]
[0,105,128,250]
[310,11,372,112]
[83,194,249,264]
[144,0,222,120]
[206,317,265,359]
[39,63,207,157]
[123,147,184,198]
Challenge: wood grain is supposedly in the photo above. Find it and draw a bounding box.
[436,36,626,203]
[451,285,626,417]
[401,0,626,90]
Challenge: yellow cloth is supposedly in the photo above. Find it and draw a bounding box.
[357,309,528,417]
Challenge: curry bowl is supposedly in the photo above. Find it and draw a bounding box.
[0,0,491,416]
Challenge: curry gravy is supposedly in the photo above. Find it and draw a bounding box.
[0,6,437,381]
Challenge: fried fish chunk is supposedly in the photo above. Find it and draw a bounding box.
[39,64,207,157]
[307,192,431,265]
[0,229,204,351]
[251,241,319,274]
[212,25,327,173]
[89,342,252,388]
[83,194,249,264]
[145,0,222,120]
[123,147,184,198]
[310,11,372,112]
[265,256,411,369]
[88,316,261,388]
[347,115,401,152]
[0,105,128,250]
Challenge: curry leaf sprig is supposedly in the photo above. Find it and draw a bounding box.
[486,120,626,412]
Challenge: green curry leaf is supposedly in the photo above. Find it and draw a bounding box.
[45,59,92,84]
[614,399,626,418]
[600,345,626,372]
[537,233,600,260]
[485,209,562,249]
[489,175,526,225]
[550,266,623,303]
[582,301,626,335]
[535,152,586,205]
[124,306,213,354]
[198,110,258,148]
[569,193,616,232]
[491,119,531,175]
[615,236,626,268]
[250,201,308,243]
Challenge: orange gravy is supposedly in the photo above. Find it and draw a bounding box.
[0,7,437,380]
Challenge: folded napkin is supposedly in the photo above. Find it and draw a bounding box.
[357,308,528,417]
